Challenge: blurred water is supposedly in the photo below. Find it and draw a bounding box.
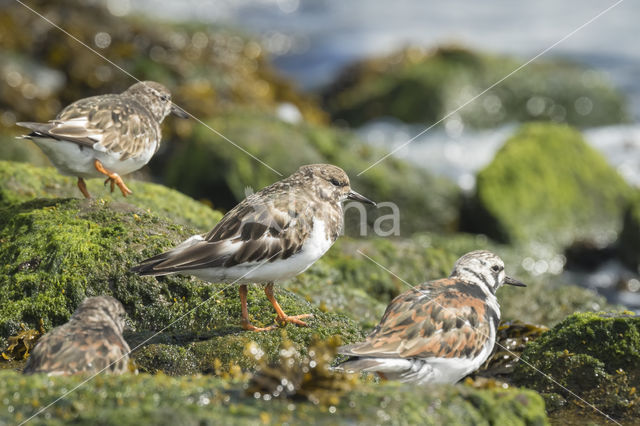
[133,0,640,119]
[358,121,640,190]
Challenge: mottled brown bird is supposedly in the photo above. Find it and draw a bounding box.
[132,164,375,332]
[337,250,525,384]
[23,296,131,376]
[17,81,188,198]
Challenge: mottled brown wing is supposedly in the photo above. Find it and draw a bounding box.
[23,324,130,375]
[132,187,313,274]
[339,279,493,360]
[19,94,159,161]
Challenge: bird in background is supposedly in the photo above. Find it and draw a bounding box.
[131,164,376,332]
[23,296,131,376]
[17,81,188,198]
[336,250,526,384]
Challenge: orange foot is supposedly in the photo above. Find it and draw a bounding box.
[240,320,278,332]
[94,159,132,197]
[77,177,91,199]
[275,313,314,327]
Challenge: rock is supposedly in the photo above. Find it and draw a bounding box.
[0,193,362,373]
[618,193,640,271]
[322,45,628,128]
[0,369,548,425]
[154,108,461,235]
[462,123,632,247]
[0,160,222,231]
[513,312,640,420]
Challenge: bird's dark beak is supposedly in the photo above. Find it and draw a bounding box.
[171,103,190,118]
[504,276,527,287]
[347,190,376,206]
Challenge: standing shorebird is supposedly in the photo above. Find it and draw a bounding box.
[336,250,526,384]
[131,164,376,332]
[23,296,131,376]
[17,81,188,198]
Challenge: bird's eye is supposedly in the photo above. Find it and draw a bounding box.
[160,94,169,102]
[491,265,501,272]
[330,178,341,186]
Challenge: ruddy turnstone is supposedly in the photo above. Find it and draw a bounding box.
[131,164,376,332]
[336,250,525,384]
[17,81,188,198]
[23,296,131,375]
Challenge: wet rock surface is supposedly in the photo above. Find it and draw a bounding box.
[513,312,640,422]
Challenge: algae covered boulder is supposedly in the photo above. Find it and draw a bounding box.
[0,185,362,372]
[154,108,460,235]
[0,369,548,425]
[0,160,222,231]
[323,45,628,128]
[462,123,632,247]
[513,312,640,420]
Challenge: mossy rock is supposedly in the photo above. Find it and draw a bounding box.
[323,45,628,128]
[0,195,362,373]
[0,370,548,425]
[462,123,632,247]
[0,160,222,231]
[618,193,640,271]
[155,108,461,235]
[513,312,640,420]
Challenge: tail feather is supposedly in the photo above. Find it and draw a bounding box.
[130,234,206,276]
[130,251,175,276]
[16,121,56,138]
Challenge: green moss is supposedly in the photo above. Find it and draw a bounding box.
[513,312,640,420]
[0,196,363,374]
[0,161,222,231]
[463,123,632,246]
[157,108,460,235]
[323,46,628,128]
[0,370,547,425]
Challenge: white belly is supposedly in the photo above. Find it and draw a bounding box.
[30,137,156,178]
[189,219,335,284]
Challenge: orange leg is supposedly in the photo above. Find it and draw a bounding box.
[77,177,91,199]
[264,282,313,327]
[93,159,132,197]
[239,284,277,332]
